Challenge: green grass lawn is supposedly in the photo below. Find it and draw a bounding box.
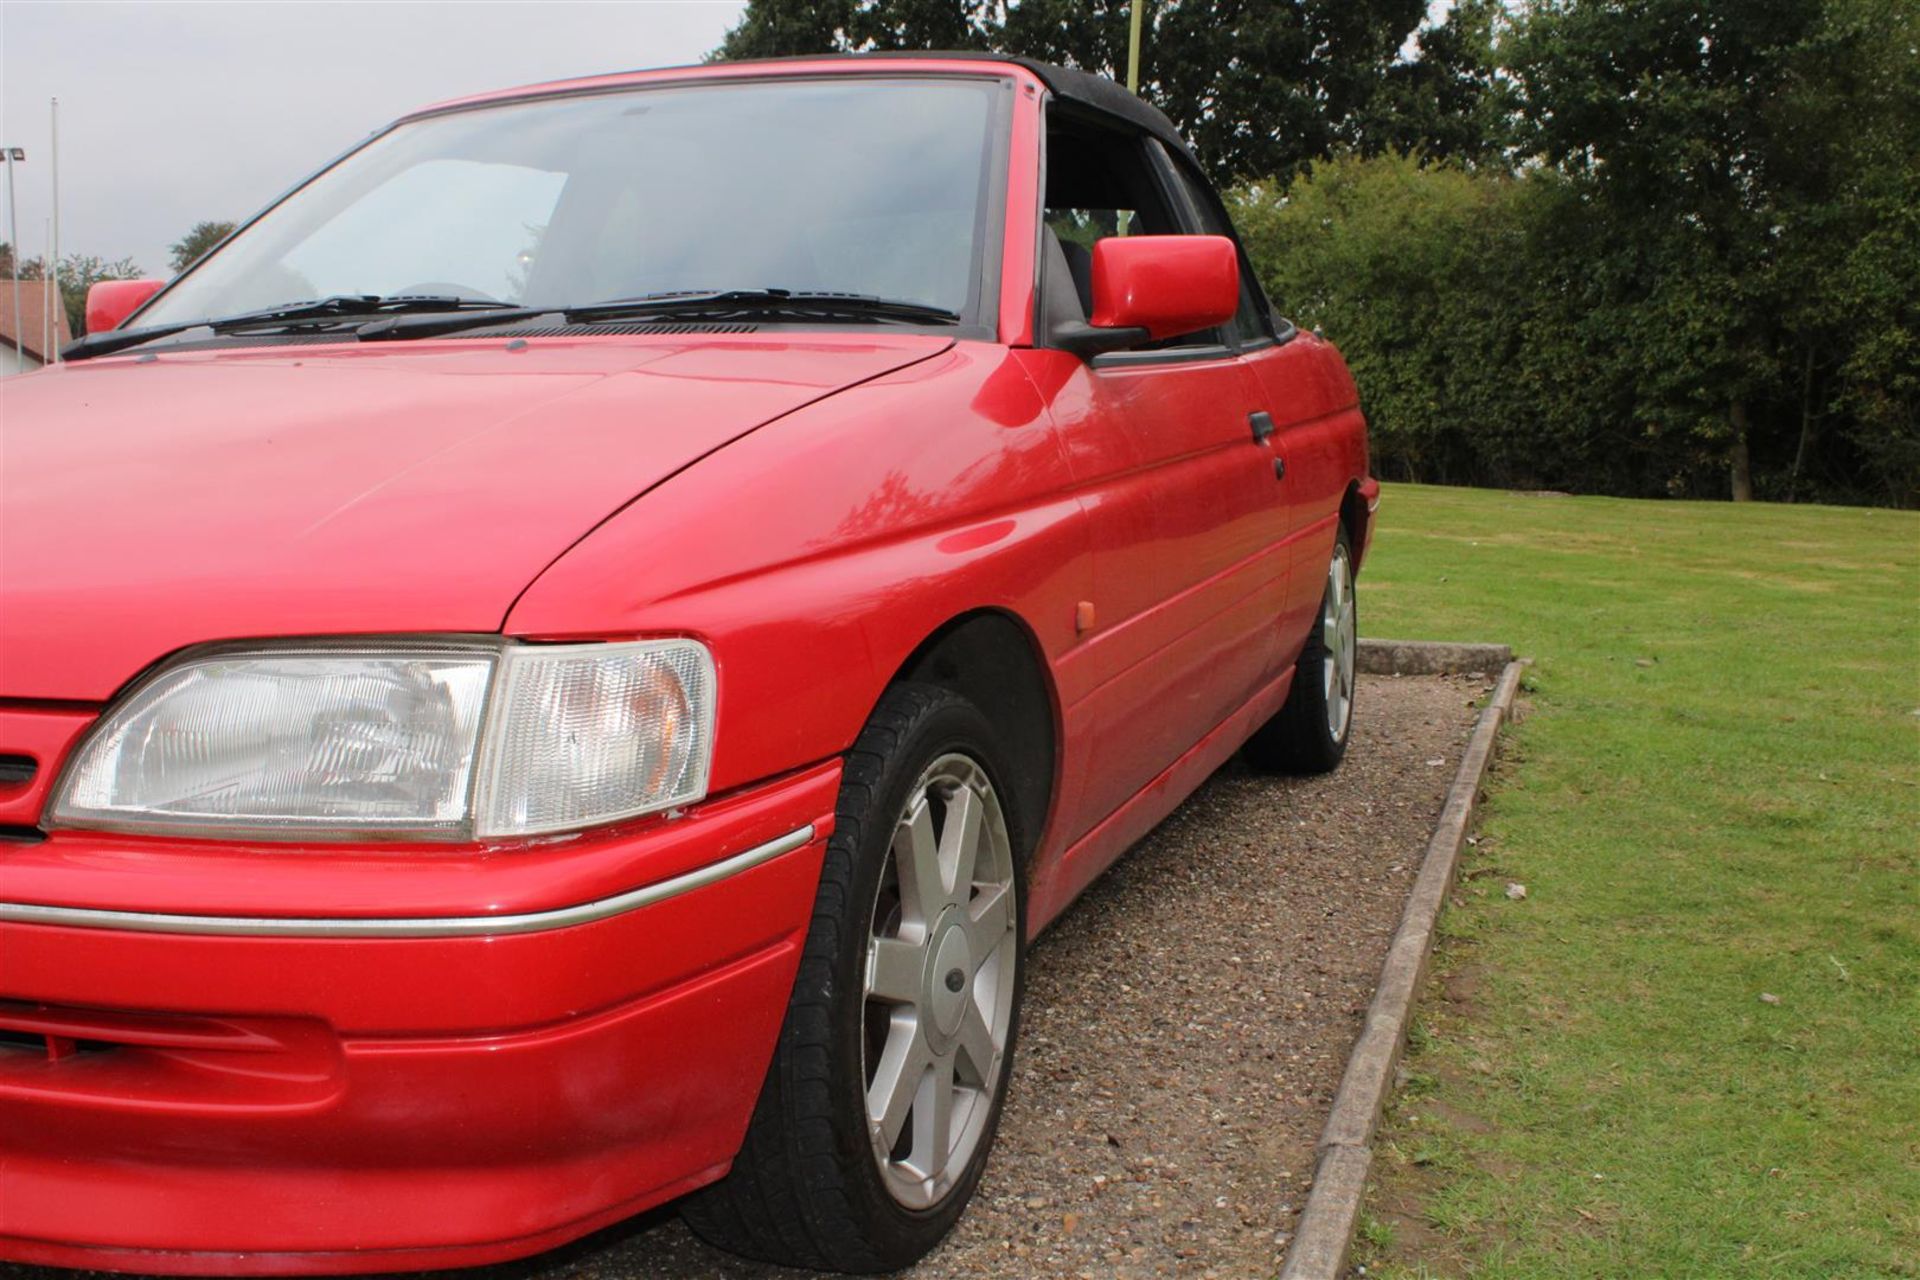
[1354,484,1919,1280]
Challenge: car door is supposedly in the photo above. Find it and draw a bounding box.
[1027,117,1291,834]
[1153,148,1339,668]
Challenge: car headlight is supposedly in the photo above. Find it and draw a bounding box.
[48,638,715,841]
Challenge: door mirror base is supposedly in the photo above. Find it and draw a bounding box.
[1054,321,1152,359]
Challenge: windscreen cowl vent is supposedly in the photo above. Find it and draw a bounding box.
[457,322,760,338]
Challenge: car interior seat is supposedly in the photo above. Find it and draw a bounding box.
[1041,229,1092,339]
[1057,237,1094,316]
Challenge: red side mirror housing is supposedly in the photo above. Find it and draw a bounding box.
[1088,235,1240,342]
[85,279,167,335]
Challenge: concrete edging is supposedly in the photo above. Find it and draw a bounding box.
[1279,657,1529,1280]
[1356,638,1513,677]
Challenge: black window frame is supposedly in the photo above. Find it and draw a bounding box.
[1032,94,1291,367]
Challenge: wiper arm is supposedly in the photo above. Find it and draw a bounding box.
[564,289,961,326]
[353,290,962,347]
[63,295,518,361]
[360,290,801,338]
[211,294,518,327]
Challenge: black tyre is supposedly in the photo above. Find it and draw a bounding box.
[1244,526,1357,775]
[681,682,1026,1272]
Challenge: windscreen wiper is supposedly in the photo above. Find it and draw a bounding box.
[568,289,961,325]
[63,295,520,361]
[357,290,961,344]
[352,291,767,343]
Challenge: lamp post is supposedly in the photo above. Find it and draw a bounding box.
[4,146,24,375]
[50,98,59,363]
[1120,0,1146,238]
[1127,0,1145,95]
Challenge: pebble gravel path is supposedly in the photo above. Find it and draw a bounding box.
[508,674,1484,1280]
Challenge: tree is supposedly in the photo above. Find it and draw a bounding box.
[712,0,1479,183]
[1504,0,1919,501]
[1235,0,1918,507]
[0,242,46,279]
[716,0,989,59]
[169,221,236,274]
[713,0,850,58]
[1363,0,1510,164]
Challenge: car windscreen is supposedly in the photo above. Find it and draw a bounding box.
[138,76,1006,328]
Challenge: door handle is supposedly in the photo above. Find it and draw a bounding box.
[1251,412,1283,479]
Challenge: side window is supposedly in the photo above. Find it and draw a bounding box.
[1146,141,1274,346]
[1042,111,1222,350]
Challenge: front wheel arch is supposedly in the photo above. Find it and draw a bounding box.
[886,609,1060,870]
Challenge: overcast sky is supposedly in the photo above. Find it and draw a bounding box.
[1,1,748,276]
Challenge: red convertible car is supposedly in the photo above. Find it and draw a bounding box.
[0,55,1373,1275]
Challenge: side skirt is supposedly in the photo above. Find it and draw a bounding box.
[1026,665,1295,933]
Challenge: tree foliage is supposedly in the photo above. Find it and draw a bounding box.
[1235,0,1918,505]
[1492,0,1915,501]
[169,220,237,274]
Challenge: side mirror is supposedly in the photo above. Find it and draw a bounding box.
[1061,235,1240,357]
[85,279,167,335]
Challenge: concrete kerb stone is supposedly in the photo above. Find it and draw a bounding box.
[1356,638,1513,677]
[1278,656,1528,1280]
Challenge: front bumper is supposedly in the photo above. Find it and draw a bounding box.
[0,761,837,1275]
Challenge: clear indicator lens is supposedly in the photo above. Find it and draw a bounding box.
[476,641,714,838]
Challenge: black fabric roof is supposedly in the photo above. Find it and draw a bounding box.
[999,57,1200,165]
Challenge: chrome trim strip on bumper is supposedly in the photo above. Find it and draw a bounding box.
[0,824,816,939]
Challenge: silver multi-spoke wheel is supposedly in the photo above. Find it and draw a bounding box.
[1243,528,1357,775]
[682,686,1024,1270]
[1322,541,1356,743]
[862,753,1018,1210]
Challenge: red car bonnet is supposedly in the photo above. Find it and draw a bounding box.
[0,334,951,701]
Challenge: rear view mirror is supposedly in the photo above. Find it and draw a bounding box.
[85,279,167,335]
[1059,235,1240,357]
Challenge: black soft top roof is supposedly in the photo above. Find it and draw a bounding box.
[723,52,1203,167]
[1003,56,1202,166]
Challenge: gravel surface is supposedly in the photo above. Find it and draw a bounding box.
[510,674,1482,1280]
[1,674,1486,1280]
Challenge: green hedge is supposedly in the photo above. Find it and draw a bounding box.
[1233,153,1918,507]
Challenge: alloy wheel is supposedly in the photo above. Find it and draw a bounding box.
[861,753,1018,1210]
[1323,543,1356,743]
